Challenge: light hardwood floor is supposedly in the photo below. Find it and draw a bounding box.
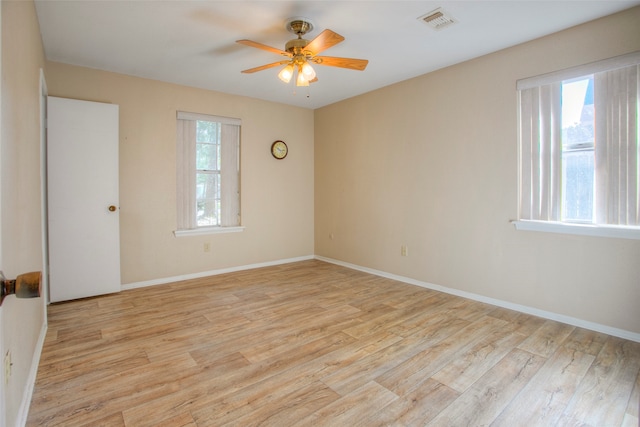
[27,260,640,426]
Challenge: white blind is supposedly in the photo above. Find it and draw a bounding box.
[176,119,197,229]
[220,123,240,227]
[595,64,639,226]
[517,51,640,90]
[519,82,562,221]
[176,111,241,126]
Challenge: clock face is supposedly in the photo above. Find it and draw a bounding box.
[271,140,288,159]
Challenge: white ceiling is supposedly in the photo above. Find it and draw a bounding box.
[34,0,639,109]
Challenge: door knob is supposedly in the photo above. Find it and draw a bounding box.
[0,271,42,306]
[108,205,117,212]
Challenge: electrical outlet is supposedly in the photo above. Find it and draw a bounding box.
[203,243,211,252]
[401,245,408,256]
[4,351,11,384]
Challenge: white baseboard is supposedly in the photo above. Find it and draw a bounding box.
[121,255,315,291]
[16,321,47,427]
[315,256,640,343]
[120,254,639,343]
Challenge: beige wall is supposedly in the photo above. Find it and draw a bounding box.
[1,1,46,425]
[45,63,315,285]
[315,7,640,334]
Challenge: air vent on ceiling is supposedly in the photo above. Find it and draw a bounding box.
[418,8,457,30]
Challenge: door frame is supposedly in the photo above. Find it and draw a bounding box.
[0,2,6,424]
[39,69,49,310]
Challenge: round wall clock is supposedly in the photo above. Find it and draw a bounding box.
[271,140,288,159]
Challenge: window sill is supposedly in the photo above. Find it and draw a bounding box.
[512,220,640,240]
[174,226,245,237]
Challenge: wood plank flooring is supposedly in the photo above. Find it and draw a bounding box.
[27,260,640,426]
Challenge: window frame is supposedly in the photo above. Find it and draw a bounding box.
[514,51,640,240]
[174,111,243,237]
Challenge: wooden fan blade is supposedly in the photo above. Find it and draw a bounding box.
[236,39,290,57]
[312,56,368,71]
[303,29,344,55]
[242,61,290,74]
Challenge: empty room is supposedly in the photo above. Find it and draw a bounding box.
[1,1,639,426]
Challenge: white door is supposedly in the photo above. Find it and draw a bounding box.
[47,96,121,302]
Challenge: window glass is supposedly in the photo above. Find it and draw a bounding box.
[562,149,594,222]
[196,120,221,226]
[561,76,594,223]
[197,172,220,226]
[561,77,594,145]
[196,120,218,143]
[196,142,219,170]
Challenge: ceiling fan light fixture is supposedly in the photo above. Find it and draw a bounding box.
[278,63,295,83]
[296,66,310,87]
[301,61,316,80]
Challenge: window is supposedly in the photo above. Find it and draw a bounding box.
[176,112,241,235]
[516,52,639,239]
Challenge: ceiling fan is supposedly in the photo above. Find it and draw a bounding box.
[237,17,368,87]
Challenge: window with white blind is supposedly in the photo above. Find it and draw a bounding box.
[515,52,640,239]
[175,111,242,236]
